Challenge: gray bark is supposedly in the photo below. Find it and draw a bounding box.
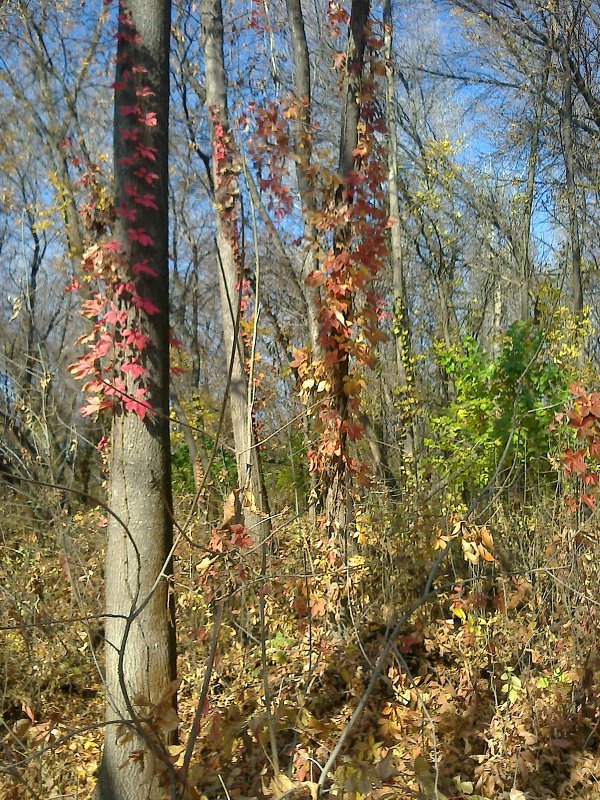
[95,2,176,798]
[285,0,321,351]
[560,47,584,312]
[384,0,417,458]
[201,0,270,527]
[517,50,549,320]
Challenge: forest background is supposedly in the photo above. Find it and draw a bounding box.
[2,0,600,799]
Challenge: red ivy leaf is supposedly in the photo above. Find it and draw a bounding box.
[305,270,327,287]
[589,440,600,459]
[132,294,160,316]
[122,327,150,350]
[127,227,154,247]
[116,202,136,222]
[121,359,148,379]
[132,193,159,210]
[120,104,141,117]
[103,239,123,252]
[582,493,595,509]
[65,275,81,292]
[95,332,114,357]
[562,448,588,476]
[80,395,112,418]
[136,143,157,161]
[103,303,128,326]
[133,167,159,185]
[97,435,109,451]
[132,260,158,277]
[123,386,152,419]
[139,112,157,127]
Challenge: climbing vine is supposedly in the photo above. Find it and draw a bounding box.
[67,4,162,421]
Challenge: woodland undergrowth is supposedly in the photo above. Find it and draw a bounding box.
[3,474,600,800]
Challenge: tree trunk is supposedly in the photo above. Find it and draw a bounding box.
[285,0,321,351]
[560,47,584,312]
[95,2,177,798]
[201,0,270,530]
[518,50,550,320]
[383,0,417,459]
[325,0,370,531]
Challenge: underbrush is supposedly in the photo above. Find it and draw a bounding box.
[2,487,600,799]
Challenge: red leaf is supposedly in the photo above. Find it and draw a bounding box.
[67,357,97,380]
[122,327,150,350]
[589,440,600,459]
[115,281,136,297]
[136,143,157,161]
[127,227,154,247]
[95,332,114,357]
[132,193,159,210]
[103,303,128,326]
[103,239,123,252]
[120,104,141,117]
[133,167,159,185]
[123,387,152,419]
[132,259,158,277]
[120,128,139,142]
[121,359,148,379]
[582,493,595,509]
[115,202,136,222]
[305,270,327,287]
[562,448,588,476]
[132,294,160,316]
[65,275,81,292]
[139,112,157,127]
[80,296,105,319]
[80,395,112,418]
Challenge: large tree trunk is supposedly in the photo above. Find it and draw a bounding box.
[201,0,270,529]
[95,2,177,799]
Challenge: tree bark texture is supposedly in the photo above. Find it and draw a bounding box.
[201,0,270,528]
[325,0,370,531]
[560,48,584,312]
[95,2,176,798]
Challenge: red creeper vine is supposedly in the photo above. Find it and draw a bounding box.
[290,16,389,493]
[67,4,163,421]
[555,382,600,511]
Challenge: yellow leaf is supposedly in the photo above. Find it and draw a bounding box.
[263,772,295,798]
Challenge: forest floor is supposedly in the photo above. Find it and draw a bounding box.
[2,490,600,799]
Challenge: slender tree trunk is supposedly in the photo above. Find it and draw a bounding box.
[325,0,370,530]
[201,0,270,528]
[285,0,321,351]
[560,48,584,312]
[95,3,176,799]
[518,50,550,320]
[383,0,417,459]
